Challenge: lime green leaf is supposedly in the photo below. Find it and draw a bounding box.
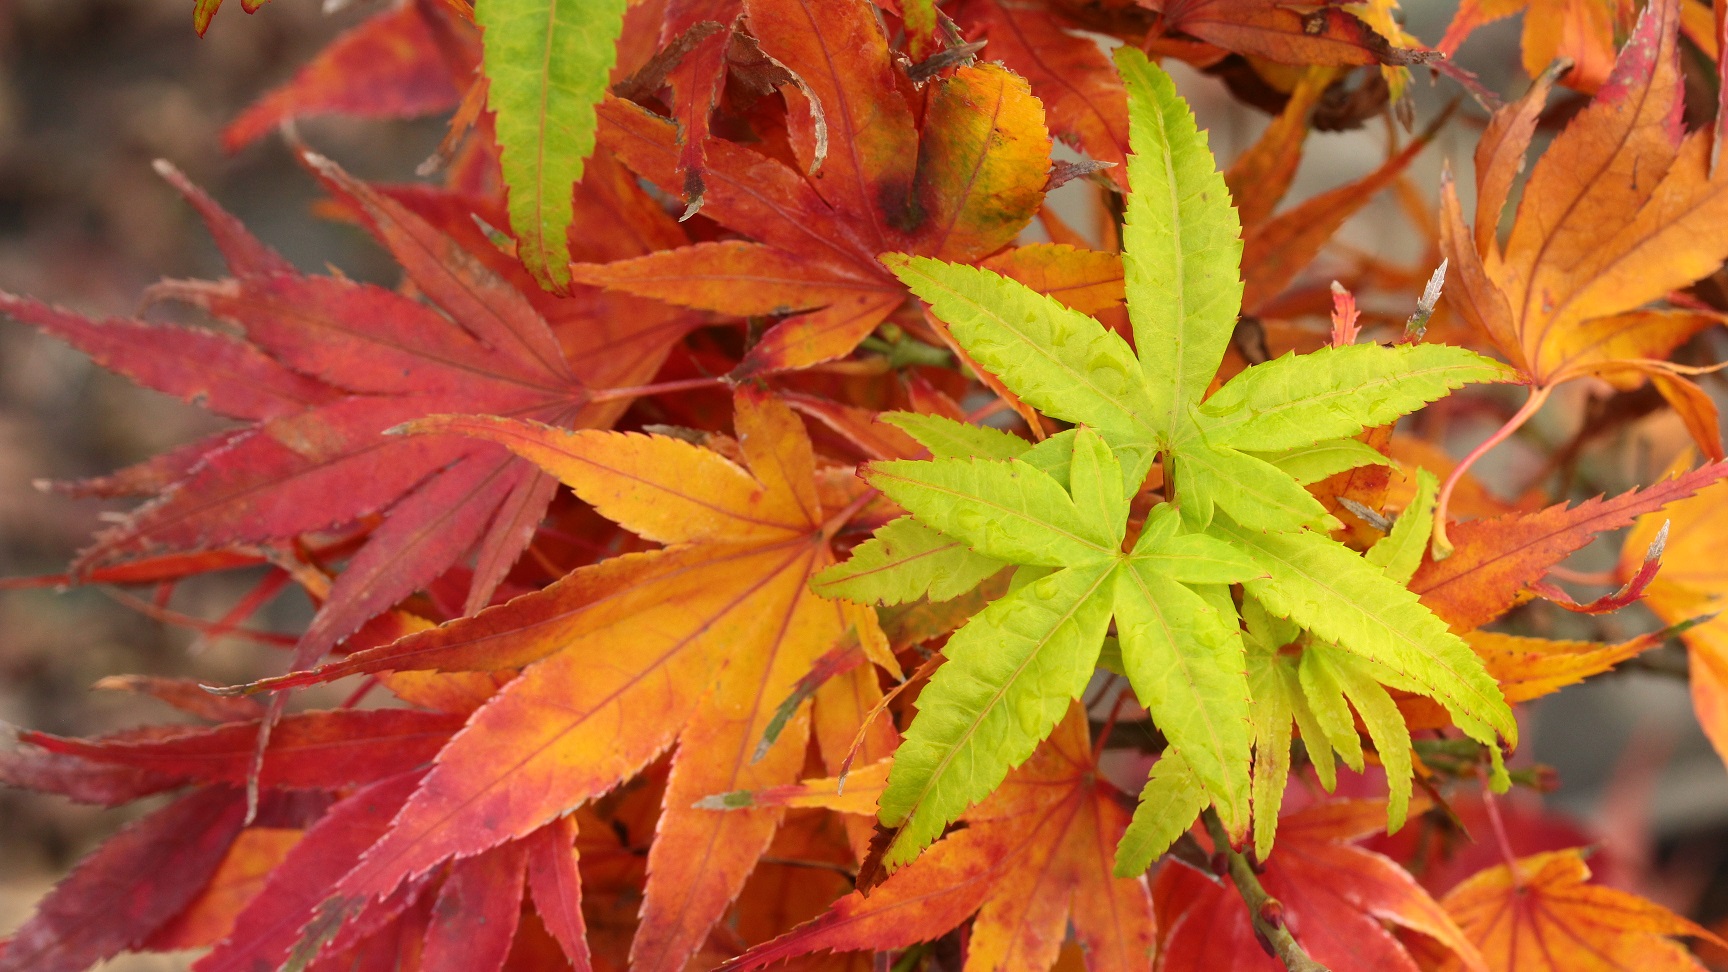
[864,457,1116,565]
[1321,648,1415,831]
[1114,751,1208,876]
[1136,504,1182,550]
[1020,428,1076,488]
[884,254,1160,470]
[478,0,627,290]
[1068,427,1127,549]
[1243,593,1337,793]
[1251,438,1392,485]
[1115,47,1243,434]
[1113,561,1252,839]
[1219,520,1516,747]
[1008,563,1056,593]
[1177,442,1334,533]
[811,516,1006,605]
[882,412,1030,460]
[1488,744,1511,792]
[1194,344,1512,452]
[879,561,1116,867]
[1297,648,1365,772]
[1242,593,1299,653]
[1245,647,1298,861]
[1288,675,1338,791]
[1170,452,1213,532]
[1366,468,1439,585]
[1190,582,1237,623]
[1132,530,1263,585]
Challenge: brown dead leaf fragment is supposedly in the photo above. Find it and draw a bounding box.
[1146,0,1433,68]
[194,0,270,36]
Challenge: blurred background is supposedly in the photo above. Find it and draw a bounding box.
[0,0,1724,966]
[0,0,445,962]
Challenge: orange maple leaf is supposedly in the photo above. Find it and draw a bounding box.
[237,389,894,972]
[1411,462,1728,630]
[1432,848,1724,971]
[1435,0,1728,551]
[954,0,1132,190]
[719,705,1155,971]
[1438,0,1625,92]
[1621,463,1728,772]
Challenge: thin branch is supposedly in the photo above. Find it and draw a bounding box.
[1202,810,1331,972]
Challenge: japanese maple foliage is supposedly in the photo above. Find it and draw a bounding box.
[8,0,1728,969]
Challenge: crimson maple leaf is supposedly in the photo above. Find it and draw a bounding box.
[587,0,1055,376]
[222,0,475,152]
[1,155,699,736]
[0,698,481,972]
[1155,798,1486,972]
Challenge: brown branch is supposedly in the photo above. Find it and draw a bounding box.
[1202,810,1331,972]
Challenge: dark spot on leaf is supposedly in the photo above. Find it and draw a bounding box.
[880,178,925,235]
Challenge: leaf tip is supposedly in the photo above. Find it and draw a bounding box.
[877,251,916,275]
[694,790,754,811]
[151,158,185,184]
[1111,43,1151,74]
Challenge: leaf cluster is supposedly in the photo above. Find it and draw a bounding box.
[7,0,1728,970]
[818,49,1515,875]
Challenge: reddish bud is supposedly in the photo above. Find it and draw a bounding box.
[1253,925,1276,958]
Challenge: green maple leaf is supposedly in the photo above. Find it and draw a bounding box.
[478,0,627,290]
[816,48,1517,875]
